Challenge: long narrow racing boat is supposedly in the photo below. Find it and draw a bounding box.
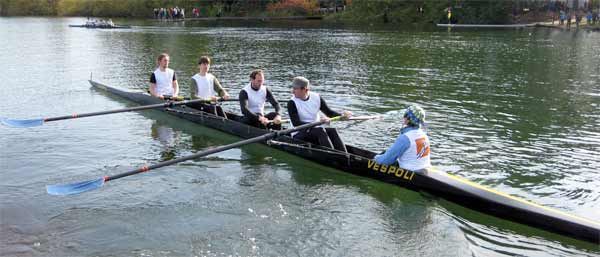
[90,80,600,244]
[69,24,131,29]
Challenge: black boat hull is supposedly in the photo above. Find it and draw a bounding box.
[89,80,600,244]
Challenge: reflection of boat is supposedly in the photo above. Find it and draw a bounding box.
[89,80,599,244]
[68,24,131,29]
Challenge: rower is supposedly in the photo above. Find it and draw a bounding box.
[239,69,282,130]
[287,76,351,152]
[149,53,179,100]
[374,105,431,171]
[188,56,230,118]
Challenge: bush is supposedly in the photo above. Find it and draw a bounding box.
[267,0,318,16]
[2,0,54,16]
[335,0,513,25]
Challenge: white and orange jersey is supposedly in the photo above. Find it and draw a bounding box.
[396,128,431,171]
[374,127,431,171]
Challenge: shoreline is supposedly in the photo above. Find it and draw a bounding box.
[435,20,599,31]
[150,16,324,22]
[533,20,600,31]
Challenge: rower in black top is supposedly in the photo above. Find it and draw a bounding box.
[287,76,352,152]
[238,69,282,130]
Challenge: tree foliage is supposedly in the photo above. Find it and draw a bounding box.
[0,0,542,24]
[1,0,299,17]
[1,0,55,16]
[267,0,318,16]
[335,0,515,24]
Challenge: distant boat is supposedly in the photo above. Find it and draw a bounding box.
[69,24,131,29]
[436,23,535,28]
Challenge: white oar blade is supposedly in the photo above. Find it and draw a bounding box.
[0,117,44,128]
[46,178,105,195]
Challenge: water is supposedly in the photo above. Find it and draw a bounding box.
[1,17,599,256]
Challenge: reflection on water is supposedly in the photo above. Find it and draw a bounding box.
[1,17,599,256]
[150,121,181,161]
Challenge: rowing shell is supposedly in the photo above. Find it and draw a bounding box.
[68,24,131,29]
[89,80,600,244]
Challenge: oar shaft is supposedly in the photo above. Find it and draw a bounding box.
[164,96,239,102]
[105,118,334,182]
[347,115,382,121]
[46,117,340,195]
[195,98,239,104]
[43,98,208,122]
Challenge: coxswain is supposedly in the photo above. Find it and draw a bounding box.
[374,105,431,171]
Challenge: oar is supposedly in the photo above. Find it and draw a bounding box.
[46,117,340,196]
[0,98,226,128]
[201,98,239,104]
[334,114,383,130]
[347,115,382,121]
[268,119,289,124]
[269,115,379,125]
[167,96,239,102]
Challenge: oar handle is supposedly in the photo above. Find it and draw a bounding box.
[217,97,239,102]
[163,95,187,101]
[164,96,239,102]
[268,119,290,124]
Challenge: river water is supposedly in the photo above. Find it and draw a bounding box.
[0,17,599,256]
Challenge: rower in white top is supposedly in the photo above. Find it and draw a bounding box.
[149,53,179,100]
[238,69,282,130]
[287,76,352,152]
[188,56,230,118]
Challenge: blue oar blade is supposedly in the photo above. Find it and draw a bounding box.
[0,117,44,128]
[46,177,105,195]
